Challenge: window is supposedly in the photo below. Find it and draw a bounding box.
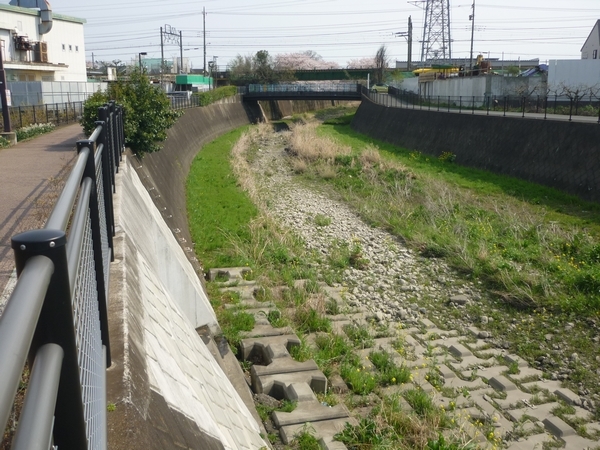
[594,50,598,59]
[62,43,65,51]
[69,45,72,51]
[75,45,79,52]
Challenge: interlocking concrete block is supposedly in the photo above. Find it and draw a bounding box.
[208,267,252,282]
[240,334,301,362]
[521,379,564,394]
[506,402,560,422]
[554,388,582,406]
[251,358,319,378]
[505,433,553,450]
[285,382,317,403]
[561,435,599,449]
[470,393,513,436]
[419,318,436,329]
[503,354,529,368]
[329,374,349,394]
[543,416,577,438]
[508,366,544,382]
[280,417,357,445]
[489,376,518,392]
[254,370,328,397]
[273,403,350,428]
[449,343,473,358]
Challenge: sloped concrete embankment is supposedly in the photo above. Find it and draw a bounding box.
[107,157,268,449]
[107,99,344,449]
[351,98,600,203]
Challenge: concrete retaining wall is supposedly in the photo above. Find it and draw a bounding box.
[351,98,600,203]
[107,157,267,449]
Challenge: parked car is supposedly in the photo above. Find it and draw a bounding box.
[370,83,389,93]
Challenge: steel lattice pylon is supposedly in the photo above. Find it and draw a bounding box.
[420,0,452,62]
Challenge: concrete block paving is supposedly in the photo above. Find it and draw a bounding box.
[213,269,600,449]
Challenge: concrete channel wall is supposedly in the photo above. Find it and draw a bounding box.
[352,97,600,204]
[107,99,341,449]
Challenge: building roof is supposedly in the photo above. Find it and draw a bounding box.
[0,4,86,24]
[581,19,600,52]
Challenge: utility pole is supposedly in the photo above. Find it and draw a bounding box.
[408,16,413,71]
[394,16,413,71]
[160,26,164,85]
[469,0,475,75]
[203,7,206,75]
[179,30,183,73]
[0,43,11,132]
[92,52,95,69]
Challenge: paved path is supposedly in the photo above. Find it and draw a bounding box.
[0,123,84,305]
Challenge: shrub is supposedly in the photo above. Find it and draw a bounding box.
[81,69,181,156]
[16,123,55,141]
[194,86,238,106]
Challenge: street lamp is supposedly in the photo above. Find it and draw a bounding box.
[138,52,147,71]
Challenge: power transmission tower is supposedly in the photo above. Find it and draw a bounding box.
[411,0,452,63]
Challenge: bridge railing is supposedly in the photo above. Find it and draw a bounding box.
[363,86,600,122]
[0,101,124,450]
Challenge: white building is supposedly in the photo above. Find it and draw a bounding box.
[0,0,86,82]
[581,20,600,60]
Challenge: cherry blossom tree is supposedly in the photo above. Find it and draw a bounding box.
[346,57,375,69]
[274,51,339,70]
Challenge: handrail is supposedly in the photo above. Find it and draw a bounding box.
[11,344,64,450]
[0,256,54,435]
[45,149,89,231]
[0,101,124,450]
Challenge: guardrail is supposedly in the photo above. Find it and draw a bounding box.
[243,83,362,101]
[364,86,600,123]
[0,101,123,450]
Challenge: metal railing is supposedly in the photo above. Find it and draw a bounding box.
[0,101,124,450]
[2,100,85,129]
[363,86,600,123]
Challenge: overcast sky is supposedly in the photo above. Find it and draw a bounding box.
[44,0,600,70]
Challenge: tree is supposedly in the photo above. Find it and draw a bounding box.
[81,68,181,156]
[275,51,339,70]
[228,50,284,84]
[374,45,389,84]
[347,57,375,69]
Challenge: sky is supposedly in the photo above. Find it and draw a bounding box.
[43,0,600,70]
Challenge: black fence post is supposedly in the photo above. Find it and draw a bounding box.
[18,106,23,128]
[544,96,548,120]
[11,229,88,450]
[503,96,507,117]
[95,117,115,250]
[76,139,111,365]
[32,105,37,124]
[472,96,475,114]
[447,96,450,112]
[569,98,573,121]
[522,96,526,118]
[459,96,462,113]
[45,104,49,123]
[437,96,440,111]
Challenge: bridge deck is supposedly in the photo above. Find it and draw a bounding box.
[243,83,362,101]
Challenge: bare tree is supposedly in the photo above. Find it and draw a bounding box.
[374,45,389,84]
[559,82,594,117]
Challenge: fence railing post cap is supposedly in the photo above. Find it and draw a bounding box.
[11,229,66,252]
[76,139,95,153]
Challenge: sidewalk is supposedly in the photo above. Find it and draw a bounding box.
[0,123,85,304]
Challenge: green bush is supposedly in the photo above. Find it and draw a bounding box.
[194,86,238,106]
[80,69,181,156]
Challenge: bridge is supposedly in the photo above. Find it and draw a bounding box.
[1,90,600,450]
[242,83,363,101]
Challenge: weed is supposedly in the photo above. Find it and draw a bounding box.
[107,402,116,412]
[335,417,390,447]
[342,323,374,349]
[290,424,320,450]
[369,350,411,385]
[404,389,435,417]
[294,308,332,333]
[314,214,332,227]
[340,363,378,395]
[266,309,288,328]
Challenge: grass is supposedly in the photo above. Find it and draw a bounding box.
[313,120,600,314]
[187,105,600,449]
